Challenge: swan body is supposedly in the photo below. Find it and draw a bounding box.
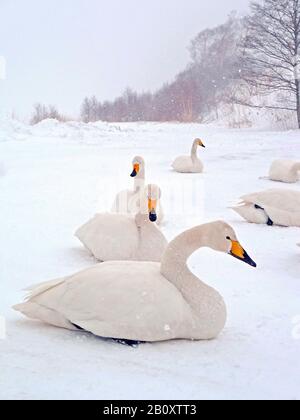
[76,185,167,262]
[232,189,300,227]
[269,160,300,183]
[111,156,164,224]
[172,139,205,173]
[14,221,256,342]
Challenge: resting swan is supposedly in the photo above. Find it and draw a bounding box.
[268,159,300,183]
[76,184,167,262]
[111,156,164,224]
[232,189,300,227]
[14,221,256,343]
[172,138,205,173]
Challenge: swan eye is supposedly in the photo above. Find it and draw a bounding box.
[226,236,231,240]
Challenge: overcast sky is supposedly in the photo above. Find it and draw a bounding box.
[0,0,250,119]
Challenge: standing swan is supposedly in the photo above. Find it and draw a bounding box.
[232,189,300,227]
[268,160,300,183]
[75,185,167,262]
[14,221,256,343]
[172,138,205,173]
[111,156,164,224]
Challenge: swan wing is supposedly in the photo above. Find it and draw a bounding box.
[75,213,139,261]
[16,262,193,342]
[240,189,300,213]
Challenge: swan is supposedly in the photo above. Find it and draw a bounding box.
[232,189,300,227]
[268,159,300,183]
[172,138,205,173]
[75,184,167,262]
[111,156,164,224]
[14,221,256,344]
[111,156,145,214]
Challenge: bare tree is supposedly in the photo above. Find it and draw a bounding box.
[242,0,300,128]
[81,97,92,123]
[30,103,65,125]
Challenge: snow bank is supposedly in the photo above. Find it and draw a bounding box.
[0,118,31,142]
[208,103,298,130]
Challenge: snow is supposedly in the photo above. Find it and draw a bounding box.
[0,119,300,400]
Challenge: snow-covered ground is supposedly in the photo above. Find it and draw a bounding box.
[0,119,299,400]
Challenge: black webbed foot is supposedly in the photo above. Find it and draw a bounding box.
[113,339,144,348]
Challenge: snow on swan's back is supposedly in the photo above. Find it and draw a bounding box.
[14,221,256,343]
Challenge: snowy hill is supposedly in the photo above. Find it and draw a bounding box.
[0,119,299,400]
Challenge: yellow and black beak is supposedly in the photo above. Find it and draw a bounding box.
[198,140,205,148]
[148,199,157,222]
[229,240,257,268]
[130,163,140,177]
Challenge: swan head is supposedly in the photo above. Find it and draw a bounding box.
[210,221,257,268]
[130,156,145,177]
[146,184,161,223]
[195,138,205,148]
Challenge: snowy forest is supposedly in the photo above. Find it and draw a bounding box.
[30,0,300,128]
[32,0,300,127]
[75,0,300,128]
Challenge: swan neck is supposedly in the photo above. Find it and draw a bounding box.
[134,169,145,192]
[191,142,199,161]
[161,226,209,292]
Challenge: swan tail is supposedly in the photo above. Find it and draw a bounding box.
[13,301,77,330]
[22,278,66,300]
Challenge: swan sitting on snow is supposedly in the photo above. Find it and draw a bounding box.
[268,160,300,183]
[75,184,167,262]
[172,138,205,173]
[14,221,256,345]
[111,156,164,224]
[232,189,300,227]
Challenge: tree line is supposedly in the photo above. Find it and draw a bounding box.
[31,0,300,128]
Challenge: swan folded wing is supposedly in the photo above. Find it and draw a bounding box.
[264,205,300,227]
[75,213,139,261]
[16,262,194,342]
[231,203,269,224]
[240,189,300,213]
[172,156,193,172]
[269,160,299,183]
[22,278,66,300]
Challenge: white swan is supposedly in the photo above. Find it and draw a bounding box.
[268,159,300,183]
[172,138,205,173]
[76,184,167,262]
[111,156,164,224]
[14,221,256,343]
[232,189,300,227]
[111,156,145,214]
